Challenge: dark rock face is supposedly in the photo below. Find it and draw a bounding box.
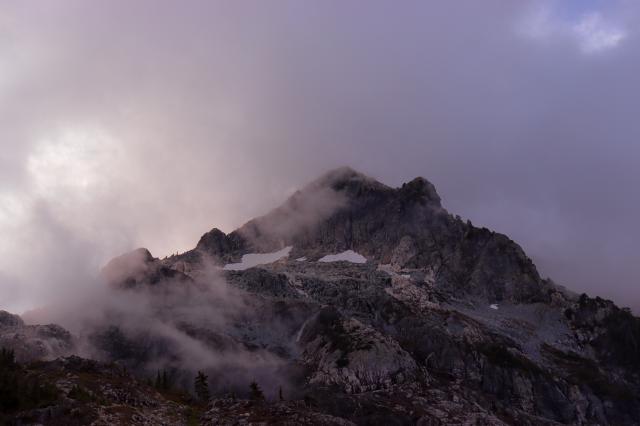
[175,167,549,305]
[195,228,245,264]
[225,268,300,299]
[0,311,23,327]
[101,247,192,288]
[4,168,640,425]
[569,294,640,369]
[0,310,73,362]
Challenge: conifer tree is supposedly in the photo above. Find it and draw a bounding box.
[162,370,169,390]
[154,370,161,389]
[249,381,264,401]
[194,371,210,402]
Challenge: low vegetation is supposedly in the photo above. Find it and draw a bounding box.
[0,348,59,420]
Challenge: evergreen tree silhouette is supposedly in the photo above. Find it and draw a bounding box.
[162,370,169,390]
[194,371,210,402]
[249,381,264,401]
[154,370,161,389]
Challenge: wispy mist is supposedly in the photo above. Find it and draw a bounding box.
[23,251,298,396]
[0,0,639,312]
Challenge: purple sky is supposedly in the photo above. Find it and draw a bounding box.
[1,0,639,313]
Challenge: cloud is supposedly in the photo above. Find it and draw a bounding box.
[238,180,348,252]
[573,12,625,53]
[0,0,639,313]
[519,2,627,54]
[22,250,297,395]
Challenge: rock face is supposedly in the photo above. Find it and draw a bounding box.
[101,247,192,289]
[201,397,356,426]
[3,167,640,425]
[174,167,550,305]
[2,355,192,425]
[299,306,419,393]
[0,310,73,362]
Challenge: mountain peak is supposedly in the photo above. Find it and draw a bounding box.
[100,247,155,287]
[399,176,441,206]
[315,166,371,182]
[310,167,441,206]
[20,167,639,426]
[186,168,447,265]
[310,166,391,194]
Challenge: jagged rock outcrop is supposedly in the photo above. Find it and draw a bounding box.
[165,168,640,424]
[299,306,418,393]
[0,310,73,362]
[171,167,550,305]
[101,247,192,289]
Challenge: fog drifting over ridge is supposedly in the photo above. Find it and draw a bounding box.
[0,0,639,313]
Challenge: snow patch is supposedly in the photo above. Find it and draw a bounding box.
[223,246,292,271]
[296,257,307,262]
[318,250,367,264]
[490,304,499,310]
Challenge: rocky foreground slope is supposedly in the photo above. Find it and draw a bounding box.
[2,167,640,425]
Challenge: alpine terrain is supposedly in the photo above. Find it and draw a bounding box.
[2,167,639,425]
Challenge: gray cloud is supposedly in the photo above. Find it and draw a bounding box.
[0,0,639,312]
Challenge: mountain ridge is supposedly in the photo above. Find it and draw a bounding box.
[2,167,639,425]
[165,167,550,305]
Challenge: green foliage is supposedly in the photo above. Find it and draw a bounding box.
[194,371,210,403]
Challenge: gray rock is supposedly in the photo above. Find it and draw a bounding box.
[23,167,639,425]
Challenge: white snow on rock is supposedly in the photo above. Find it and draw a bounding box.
[490,304,499,310]
[318,250,367,264]
[223,246,292,271]
[296,257,307,262]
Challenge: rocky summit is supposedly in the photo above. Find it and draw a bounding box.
[2,167,640,425]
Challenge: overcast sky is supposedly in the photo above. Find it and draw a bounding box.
[1,0,639,313]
